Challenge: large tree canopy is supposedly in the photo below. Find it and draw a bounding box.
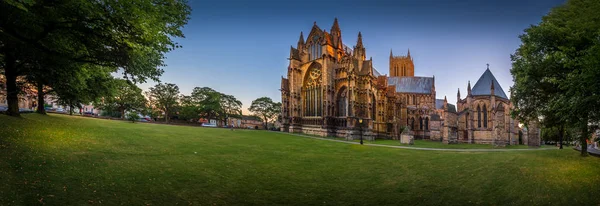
[96,79,146,119]
[188,87,242,125]
[510,0,600,156]
[51,64,114,115]
[147,83,180,123]
[0,0,191,116]
[249,97,281,129]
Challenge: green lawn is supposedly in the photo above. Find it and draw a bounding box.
[317,134,548,149]
[1,114,599,205]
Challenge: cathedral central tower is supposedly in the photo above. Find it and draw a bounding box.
[389,49,414,77]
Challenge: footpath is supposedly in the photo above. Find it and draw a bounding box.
[288,133,558,152]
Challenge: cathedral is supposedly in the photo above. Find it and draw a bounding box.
[280,19,539,146]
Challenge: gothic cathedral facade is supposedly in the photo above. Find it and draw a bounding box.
[280,19,539,146]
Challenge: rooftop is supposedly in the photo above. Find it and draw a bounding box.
[471,68,509,99]
[387,76,434,94]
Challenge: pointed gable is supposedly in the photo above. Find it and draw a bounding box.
[471,68,509,99]
[306,23,323,44]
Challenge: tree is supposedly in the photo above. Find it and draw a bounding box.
[147,83,180,123]
[97,79,146,119]
[220,94,242,126]
[185,87,243,125]
[249,97,281,129]
[51,65,114,115]
[178,95,200,122]
[0,0,191,116]
[510,0,600,156]
[191,87,222,121]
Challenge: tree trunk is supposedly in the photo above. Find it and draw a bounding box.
[120,108,125,119]
[69,102,74,115]
[5,54,20,117]
[36,82,46,114]
[165,108,169,123]
[580,124,588,157]
[264,116,268,130]
[558,126,564,149]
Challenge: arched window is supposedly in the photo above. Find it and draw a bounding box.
[419,117,423,130]
[411,117,415,130]
[336,87,347,117]
[477,105,481,128]
[483,104,488,128]
[303,63,323,117]
[371,95,376,120]
[425,117,429,130]
[309,36,321,61]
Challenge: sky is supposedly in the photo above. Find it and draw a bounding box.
[138,0,566,114]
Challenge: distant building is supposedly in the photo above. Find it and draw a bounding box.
[227,115,264,129]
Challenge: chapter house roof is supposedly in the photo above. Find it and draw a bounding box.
[387,76,434,94]
[471,68,509,99]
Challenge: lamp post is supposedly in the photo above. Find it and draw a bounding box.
[359,118,363,145]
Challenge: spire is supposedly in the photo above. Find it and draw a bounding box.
[444,95,447,102]
[331,18,340,34]
[487,63,490,70]
[298,31,304,45]
[356,32,363,47]
[457,88,461,98]
[390,49,393,58]
[467,81,472,95]
[407,48,411,58]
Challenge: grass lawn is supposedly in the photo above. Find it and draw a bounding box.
[1,114,599,205]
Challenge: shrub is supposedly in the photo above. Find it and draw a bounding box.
[126,112,139,123]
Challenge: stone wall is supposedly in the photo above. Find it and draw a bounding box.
[289,125,375,140]
[429,120,442,141]
[443,127,458,144]
[492,109,507,147]
[472,130,494,144]
[527,123,541,147]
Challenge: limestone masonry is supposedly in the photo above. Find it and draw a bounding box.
[279,19,539,146]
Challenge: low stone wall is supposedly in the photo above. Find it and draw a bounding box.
[400,134,414,144]
[430,130,442,141]
[288,125,375,140]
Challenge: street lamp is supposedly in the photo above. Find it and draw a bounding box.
[359,118,363,145]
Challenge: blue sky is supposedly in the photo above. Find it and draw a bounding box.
[138,0,565,114]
